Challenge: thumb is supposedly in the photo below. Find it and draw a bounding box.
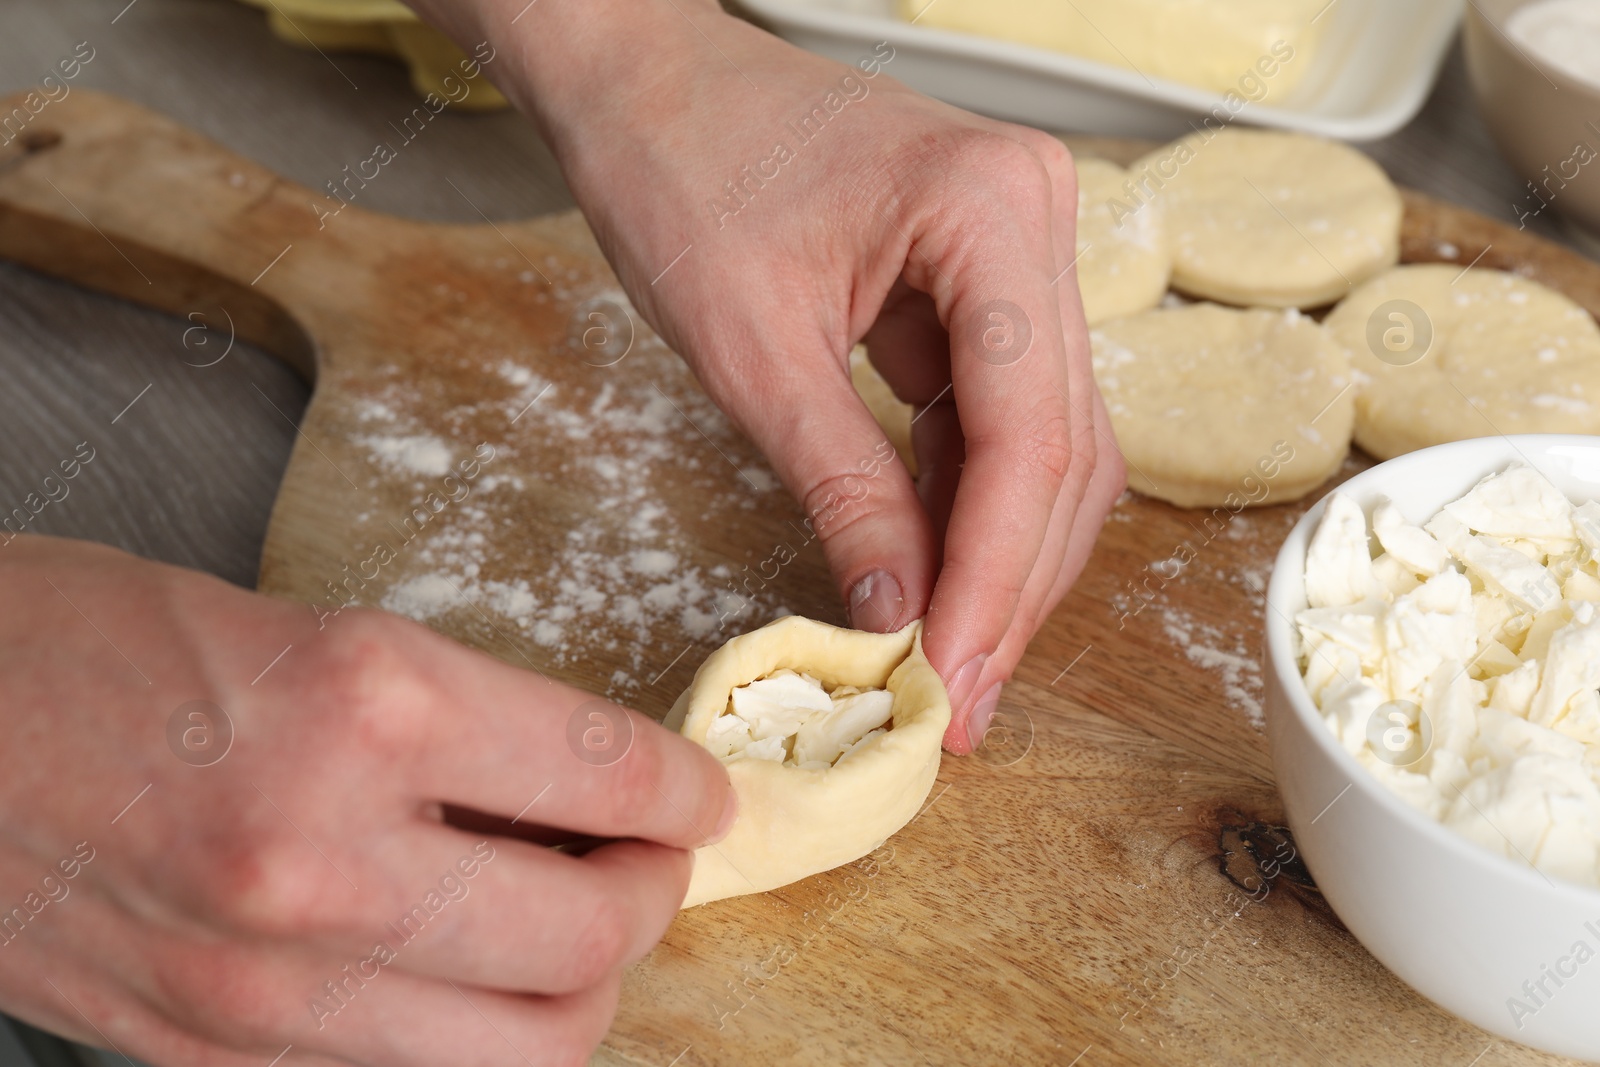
[740,356,937,633]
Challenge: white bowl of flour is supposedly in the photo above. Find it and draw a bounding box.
[1465,0,1600,247]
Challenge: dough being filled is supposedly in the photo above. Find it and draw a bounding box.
[1074,156,1172,326]
[1324,264,1600,459]
[666,616,949,907]
[1091,303,1353,508]
[1131,129,1401,309]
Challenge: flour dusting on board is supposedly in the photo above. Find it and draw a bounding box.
[1138,503,1306,729]
[1111,501,1306,730]
[342,303,792,695]
[360,433,455,476]
[1159,605,1264,729]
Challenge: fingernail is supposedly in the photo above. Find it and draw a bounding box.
[945,652,989,720]
[849,569,904,632]
[710,790,738,844]
[966,682,1003,751]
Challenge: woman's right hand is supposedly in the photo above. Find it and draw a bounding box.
[0,536,732,1066]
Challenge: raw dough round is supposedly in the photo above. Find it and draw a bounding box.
[1074,156,1172,326]
[1324,264,1600,459]
[1091,302,1353,508]
[665,616,948,907]
[1130,129,1401,309]
[850,346,917,476]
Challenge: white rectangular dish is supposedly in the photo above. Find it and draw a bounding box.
[731,0,1465,141]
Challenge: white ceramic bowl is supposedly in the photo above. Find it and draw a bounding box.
[1265,434,1600,1060]
[734,0,1463,141]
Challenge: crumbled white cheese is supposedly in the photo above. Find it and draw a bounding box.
[1372,500,1448,577]
[1304,492,1378,609]
[712,670,893,768]
[1297,464,1600,888]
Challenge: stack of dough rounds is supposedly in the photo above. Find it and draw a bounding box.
[1131,129,1401,309]
[1091,303,1354,508]
[1324,264,1600,459]
[666,616,949,907]
[1074,156,1172,326]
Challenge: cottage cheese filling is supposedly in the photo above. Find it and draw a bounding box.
[705,670,894,770]
[1298,464,1600,886]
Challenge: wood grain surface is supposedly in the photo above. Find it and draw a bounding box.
[6,84,1597,1067]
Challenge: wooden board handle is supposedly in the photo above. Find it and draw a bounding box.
[0,90,399,378]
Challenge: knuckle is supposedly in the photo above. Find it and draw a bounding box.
[945,128,1055,206]
[304,611,433,760]
[154,943,294,1048]
[987,570,1030,611]
[1019,127,1076,180]
[800,469,892,546]
[1100,444,1130,499]
[203,836,337,937]
[1016,409,1075,488]
[562,895,632,988]
[606,730,669,822]
[1066,420,1099,492]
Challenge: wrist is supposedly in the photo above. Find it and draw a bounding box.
[435,0,730,151]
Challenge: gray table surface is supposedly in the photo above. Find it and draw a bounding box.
[0,2,1590,1064]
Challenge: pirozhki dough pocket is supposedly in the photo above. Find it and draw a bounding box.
[665,616,949,907]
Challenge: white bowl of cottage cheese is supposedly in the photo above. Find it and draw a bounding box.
[1265,434,1600,1059]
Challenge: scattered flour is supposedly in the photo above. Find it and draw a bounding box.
[354,335,788,695]
[1160,605,1265,729]
[360,433,455,477]
[383,573,460,618]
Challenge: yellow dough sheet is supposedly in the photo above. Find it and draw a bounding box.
[234,0,509,110]
[899,0,1326,99]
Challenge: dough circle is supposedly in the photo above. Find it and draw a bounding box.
[666,616,949,908]
[850,346,917,476]
[1131,128,1401,309]
[1324,264,1600,460]
[1091,302,1353,508]
[1073,156,1172,326]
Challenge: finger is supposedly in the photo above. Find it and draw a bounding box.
[301,958,620,1067]
[942,433,1078,755]
[102,864,621,1067]
[4,958,355,1067]
[966,390,1126,752]
[729,337,940,634]
[371,826,690,995]
[903,134,1080,718]
[373,620,735,849]
[907,399,963,562]
[939,135,1106,755]
[1047,383,1127,608]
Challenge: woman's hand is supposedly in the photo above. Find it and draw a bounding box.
[0,537,732,1066]
[428,0,1126,753]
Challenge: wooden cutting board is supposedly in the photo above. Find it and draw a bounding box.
[3,91,1597,1067]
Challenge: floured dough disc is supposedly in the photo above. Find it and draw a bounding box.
[1130,129,1401,309]
[1324,264,1600,460]
[665,616,948,907]
[1074,156,1171,326]
[849,346,916,475]
[1091,303,1353,508]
